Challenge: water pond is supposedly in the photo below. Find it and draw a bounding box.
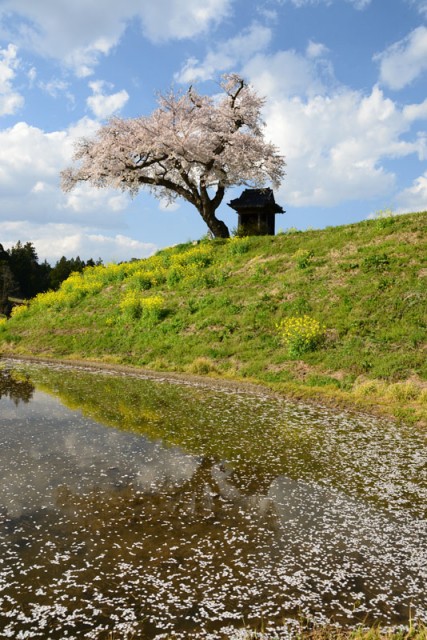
[0,359,426,639]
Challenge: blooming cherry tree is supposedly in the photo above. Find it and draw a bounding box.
[61,74,285,238]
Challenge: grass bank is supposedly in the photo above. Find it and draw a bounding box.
[1,211,426,426]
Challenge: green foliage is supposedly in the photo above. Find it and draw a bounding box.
[2,241,101,305]
[276,315,326,357]
[188,356,218,374]
[119,292,166,322]
[374,207,396,229]
[362,253,390,271]
[2,210,426,425]
[293,248,313,269]
[228,236,251,255]
[140,295,167,322]
[10,304,29,319]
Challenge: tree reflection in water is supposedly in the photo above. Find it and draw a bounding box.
[0,367,34,404]
[0,362,426,639]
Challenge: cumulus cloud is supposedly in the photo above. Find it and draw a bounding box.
[87,80,129,119]
[137,0,232,43]
[0,0,232,76]
[0,114,158,262]
[0,121,69,196]
[0,221,156,263]
[0,118,84,187]
[0,0,122,76]
[0,117,132,228]
[306,40,329,59]
[242,48,331,100]
[396,172,427,213]
[375,26,427,90]
[244,48,427,207]
[61,182,128,216]
[403,98,427,124]
[175,23,271,83]
[0,43,24,116]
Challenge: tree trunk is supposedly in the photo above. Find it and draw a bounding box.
[199,203,230,239]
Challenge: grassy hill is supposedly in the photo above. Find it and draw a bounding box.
[1,211,426,426]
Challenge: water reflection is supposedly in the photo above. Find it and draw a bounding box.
[0,360,426,639]
[0,366,34,404]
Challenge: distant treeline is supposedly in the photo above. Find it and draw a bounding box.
[0,241,102,316]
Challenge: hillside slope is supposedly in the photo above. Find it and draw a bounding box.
[1,211,426,425]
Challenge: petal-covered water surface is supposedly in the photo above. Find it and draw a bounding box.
[0,360,426,639]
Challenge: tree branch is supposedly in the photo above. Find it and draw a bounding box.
[136,174,199,208]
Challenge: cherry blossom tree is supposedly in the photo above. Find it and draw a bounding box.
[61,74,285,239]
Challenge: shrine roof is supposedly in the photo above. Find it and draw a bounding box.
[228,188,284,213]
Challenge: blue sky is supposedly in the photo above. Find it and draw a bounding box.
[0,0,426,263]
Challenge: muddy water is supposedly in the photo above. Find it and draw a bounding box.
[0,360,426,639]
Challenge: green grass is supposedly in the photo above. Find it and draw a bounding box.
[1,211,426,425]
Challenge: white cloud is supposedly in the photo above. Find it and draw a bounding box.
[0,118,131,226]
[375,26,427,90]
[0,43,24,116]
[0,0,123,76]
[0,0,232,75]
[396,172,427,213]
[306,40,329,59]
[65,37,117,79]
[245,49,427,207]
[242,49,330,100]
[137,0,232,43]
[61,182,128,215]
[0,121,69,195]
[403,98,427,122]
[87,80,129,119]
[27,66,36,86]
[0,115,157,262]
[407,0,427,17]
[257,7,279,23]
[350,0,371,7]
[0,221,157,263]
[37,77,76,110]
[284,0,371,7]
[39,78,70,98]
[175,23,271,83]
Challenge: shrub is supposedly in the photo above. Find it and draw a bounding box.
[362,253,390,271]
[353,379,387,398]
[140,295,167,322]
[188,357,218,375]
[10,304,28,319]
[228,237,250,255]
[119,291,142,319]
[33,289,69,310]
[169,245,213,268]
[128,267,167,291]
[276,315,326,357]
[385,381,420,402]
[292,248,313,269]
[374,207,396,229]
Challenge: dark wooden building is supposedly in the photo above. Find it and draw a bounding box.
[227,188,284,236]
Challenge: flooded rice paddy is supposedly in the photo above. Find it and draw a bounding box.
[0,359,426,639]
